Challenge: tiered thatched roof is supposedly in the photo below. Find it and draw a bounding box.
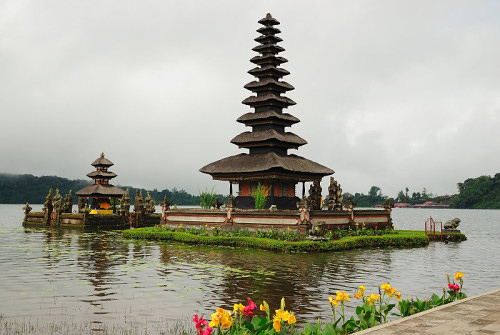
[200,13,333,182]
[76,153,125,198]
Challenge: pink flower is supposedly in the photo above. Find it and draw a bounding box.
[243,298,257,317]
[448,283,460,293]
[193,314,212,335]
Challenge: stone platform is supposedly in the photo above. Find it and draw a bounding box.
[357,288,500,334]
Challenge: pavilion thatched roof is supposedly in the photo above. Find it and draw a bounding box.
[200,152,333,181]
[75,184,125,197]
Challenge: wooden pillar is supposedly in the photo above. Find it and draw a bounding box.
[229,181,233,196]
[302,182,305,198]
[270,181,275,206]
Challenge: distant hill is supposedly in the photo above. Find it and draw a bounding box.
[0,174,90,204]
[450,173,500,209]
[0,173,227,206]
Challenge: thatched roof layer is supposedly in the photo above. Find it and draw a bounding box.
[91,156,114,167]
[231,129,306,147]
[237,110,299,125]
[76,184,125,197]
[86,171,117,179]
[200,152,333,176]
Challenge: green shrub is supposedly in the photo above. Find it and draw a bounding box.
[123,228,429,253]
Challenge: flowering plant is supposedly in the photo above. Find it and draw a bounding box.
[190,272,465,335]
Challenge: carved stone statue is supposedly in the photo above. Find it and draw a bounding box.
[444,218,461,231]
[382,198,393,212]
[43,189,53,214]
[23,202,32,214]
[308,181,322,210]
[53,189,63,213]
[212,197,222,209]
[134,190,144,214]
[160,195,171,211]
[120,189,131,215]
[62,190,73,213]
[327,177,343,210]
[144,191,155,214]
[344,196,355,211]
[78,197,88,213]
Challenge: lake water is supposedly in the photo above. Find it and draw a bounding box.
[1,204,499,334]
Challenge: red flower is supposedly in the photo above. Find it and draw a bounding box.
[448,283,460,293]
[243,298,257,317]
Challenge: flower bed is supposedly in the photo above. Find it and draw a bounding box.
[190,272,466,335]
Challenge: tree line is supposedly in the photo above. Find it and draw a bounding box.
[2,173,500,209]
[0,174,227,206]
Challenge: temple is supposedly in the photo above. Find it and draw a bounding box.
[200,13,333,209]
[76,153,125,214]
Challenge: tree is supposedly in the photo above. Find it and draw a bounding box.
[369,186,381,198]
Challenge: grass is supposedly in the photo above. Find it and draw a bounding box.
[0,314,190,335]
[122,228,430,253]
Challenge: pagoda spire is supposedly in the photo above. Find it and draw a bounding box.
[232,13,306,156]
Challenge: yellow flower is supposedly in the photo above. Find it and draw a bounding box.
[367,293,380,305]
[381,282,391,294]
[335,290,350,302]
[273,319,281,332]
[328,295,339,306]
[359,285,366,293]
[260,301,268,312]
[209,308,232,329]
[220,310,232,329]
[388,287,397,297]
[287,313,297,324]
[233,303,244,314]
[395,292,402,301]
[454,272,465,282]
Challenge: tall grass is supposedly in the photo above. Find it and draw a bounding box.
[199,187,217,209]
[252,183,269,209]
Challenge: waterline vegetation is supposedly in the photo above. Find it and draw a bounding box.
[188,272,466,335]
[123,226,432,253]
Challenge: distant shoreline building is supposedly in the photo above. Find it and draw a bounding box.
[200,14,333,210]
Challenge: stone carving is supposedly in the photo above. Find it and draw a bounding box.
[53,189,62,213]
[308,181,322,210]
[160,195,171,211]
[212,197,222,209]
[120,189,131,215]
[144,191,155,214]
[134,190,144,214]
[344,196,355,211]
[78,197,88,213]
[327,177,343,210]
[62,190,73,213]
[43,188,53,218]
[23,202,32,214]
[382,198,393,212]
[444,218,461,231]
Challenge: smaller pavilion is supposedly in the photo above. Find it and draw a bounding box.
[76,153,125,213]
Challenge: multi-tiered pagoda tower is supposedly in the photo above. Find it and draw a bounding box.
[200,14,333,209]
[76,153,125,211]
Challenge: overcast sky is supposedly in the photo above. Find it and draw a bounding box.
[2,0,500,198]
